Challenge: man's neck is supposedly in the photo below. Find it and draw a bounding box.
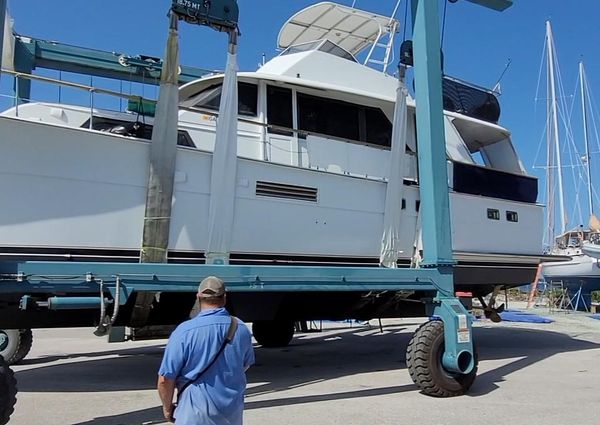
[200,304,225,311]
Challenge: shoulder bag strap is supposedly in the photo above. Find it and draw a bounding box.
[176,316,238,403]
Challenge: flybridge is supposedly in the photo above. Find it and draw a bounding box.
[278,2,401,73]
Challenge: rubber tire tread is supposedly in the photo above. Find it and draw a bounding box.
[5,329,33,366]
[252,320,295,348]
[406,320,477,397]
[0,357,17,425]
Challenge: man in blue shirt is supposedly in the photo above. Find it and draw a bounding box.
[158,276,255,424]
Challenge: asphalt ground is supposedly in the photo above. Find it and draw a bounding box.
[7,307,600,425]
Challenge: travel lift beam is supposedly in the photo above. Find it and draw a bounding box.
[0,0,513,401]
[2,30,213,102]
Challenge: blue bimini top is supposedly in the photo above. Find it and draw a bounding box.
[159,307,255,425]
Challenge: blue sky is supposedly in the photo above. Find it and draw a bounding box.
[3,0,600,228]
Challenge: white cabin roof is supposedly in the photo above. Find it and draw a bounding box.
[179,48,405,107]
[277,2,398,56]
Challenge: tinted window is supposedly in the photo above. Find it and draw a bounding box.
[365,107,392,147]
[267,86,293,133]
[506,211,519,222]
[318,40,356,62]
[297,93,359,141]
[238,83,258,116]
[443,76,500,124]
[191,82,258,116]
[281,40,356,63]
[281,41,322,56]
[487,208,500,220]
[192,84,221,110]
[84,117,195,147]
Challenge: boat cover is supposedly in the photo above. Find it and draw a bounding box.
[205,51,239,264]
[380,78,408,267]
[277,2,398,56]
[499,310,554,324]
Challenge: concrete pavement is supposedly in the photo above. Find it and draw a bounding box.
[8,311,600,425]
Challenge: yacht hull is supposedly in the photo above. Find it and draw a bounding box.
[542,255,600,309]
[0,116,544,290]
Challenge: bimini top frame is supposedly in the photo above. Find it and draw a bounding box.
[277,1,400,73]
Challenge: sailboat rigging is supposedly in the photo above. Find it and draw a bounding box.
[541,22,600,309]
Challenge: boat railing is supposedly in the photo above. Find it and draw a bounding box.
[0,68,159,129]
[0,68,151,126]
[1,68,268,132]
[1,68,372,138]
[0,68,413,167]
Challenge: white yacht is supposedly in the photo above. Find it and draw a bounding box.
[0,2,544,296]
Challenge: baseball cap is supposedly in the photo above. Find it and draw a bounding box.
[198,276,226,298]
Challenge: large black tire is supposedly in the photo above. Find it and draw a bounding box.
[406,320,477,397]
[252,320,295,348]
[0,329,33,365]
[0,356,17,425]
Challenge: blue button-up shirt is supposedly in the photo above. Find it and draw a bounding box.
[159,308,255,425]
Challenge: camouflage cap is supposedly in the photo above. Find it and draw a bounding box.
[198,276,226,298]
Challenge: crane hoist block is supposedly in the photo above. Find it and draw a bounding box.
[171,0,239,31]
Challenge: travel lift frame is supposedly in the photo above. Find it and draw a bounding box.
[0,0,513,411]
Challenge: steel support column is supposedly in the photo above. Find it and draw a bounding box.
[410,0,471,374]
[410,0,454,268]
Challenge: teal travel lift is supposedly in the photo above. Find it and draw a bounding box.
[0,1,512,421]
[1,24,212,105]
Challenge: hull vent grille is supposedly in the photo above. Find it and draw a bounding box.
[256,181,318,202]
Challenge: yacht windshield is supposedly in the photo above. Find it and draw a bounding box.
[281,40,356,62]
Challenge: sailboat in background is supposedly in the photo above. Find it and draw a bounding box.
[541,21,600,309]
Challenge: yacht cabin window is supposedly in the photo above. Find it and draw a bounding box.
[365,107,393,147]
[189,82,258,117]
[83,117,195,148]
[296,92,392,147]
[297,93,360,142]
[266,86,293,135]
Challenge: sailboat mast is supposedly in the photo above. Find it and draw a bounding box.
[546,21,567,235]
[545,27,555,246]
[580,61,594,216]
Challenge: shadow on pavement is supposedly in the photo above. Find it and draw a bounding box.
[15,345,165,392]
[73,406,165,425]
[17,345,166,367]
[12,322,600,423]
[468,326,600,396]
